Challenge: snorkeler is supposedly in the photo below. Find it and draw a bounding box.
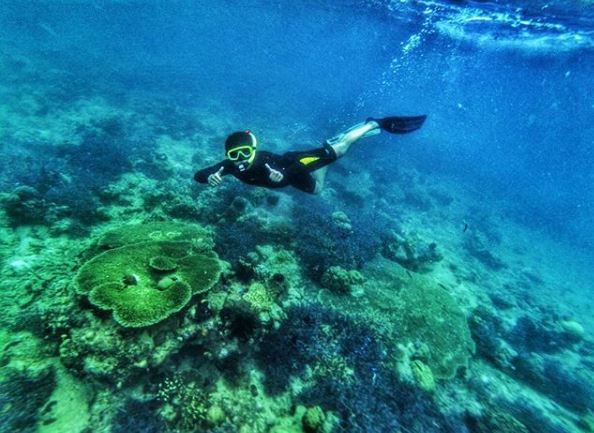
[193,116,426,194]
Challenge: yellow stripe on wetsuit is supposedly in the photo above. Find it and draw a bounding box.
[299,156,320,165]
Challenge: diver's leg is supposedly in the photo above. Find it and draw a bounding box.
[309,121,379,193]
[326,120,380,158]
[285,125,376,195]
[311,166,329,194]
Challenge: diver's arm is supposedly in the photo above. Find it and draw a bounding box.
[193,161,229,184]
[265,163,284,183]
[260,153,286,183]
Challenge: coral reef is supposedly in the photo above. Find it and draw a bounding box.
[213,205,293,269]
[156,373,213,430]
[253,303,469,432]
[463,230,506,270]
[89,277,192,328]
[206,405,226,426]
[220,293,265,341]
[75,240,222,327]
[298,371,466,433]
[291,202,385,279]
[558,319,585,342]
[0,185,49,225]
[111,399,167,433]
[237,244,302,291]
[302,406,326,433]
[0,366,56,433]
[508,315,578,354]
[1,49,592,433]
[519,399,579,433]
[242,282,275,314]
[469,305,517,370]
[149,255,178,272]
[330,211,353,236]
[381,230,443,272]
[219,281,285,337]
[410,359,436,393]
[57,300,219,385]
[320,265,365,294]
[96,221,213,251]
[58,322,154,382]
[512,354,594,414]
[391,274,476,379]
[268,406,323,433]
[255,303,386,394]
[0,111,152,230]
[467,410,530,433]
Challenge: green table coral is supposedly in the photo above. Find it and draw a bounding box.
[76,240,221,327]
[393,275,475,379]
[349,259,475,380]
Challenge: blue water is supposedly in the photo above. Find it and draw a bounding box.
[3,0,592,245]
[1,1,594,432]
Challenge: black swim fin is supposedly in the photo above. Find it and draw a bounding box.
[369,115,427,134]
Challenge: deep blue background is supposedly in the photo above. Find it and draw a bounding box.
[1,0,593,247]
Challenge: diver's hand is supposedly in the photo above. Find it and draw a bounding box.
[208,167,225,187]
[265,163,284,183]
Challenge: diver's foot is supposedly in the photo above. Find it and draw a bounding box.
[360,119,380,139]
[361,126,381,139]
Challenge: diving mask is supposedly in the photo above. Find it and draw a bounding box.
[226,145,255,161]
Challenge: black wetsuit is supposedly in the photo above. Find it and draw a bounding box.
[194,143,337,194]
